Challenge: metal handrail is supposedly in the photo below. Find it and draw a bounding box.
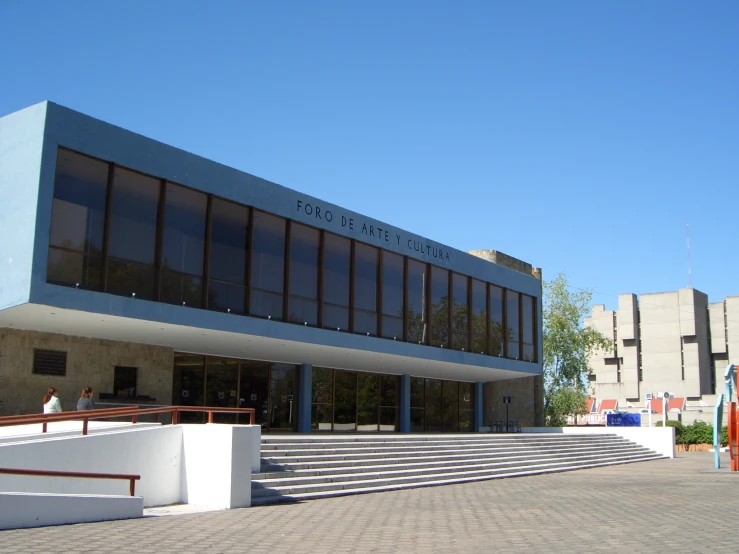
[0,467,141,496]
[0,406,256,435]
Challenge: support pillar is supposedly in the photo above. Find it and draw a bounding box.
[474,382,484,432]
[298,363,312,433]
[400,374,411,433]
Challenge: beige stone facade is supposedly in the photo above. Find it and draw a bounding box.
[585,289,739,423]
[0,328,174,416]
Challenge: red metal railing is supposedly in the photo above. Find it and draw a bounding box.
[0,405,256,436]
[0,467,140,496]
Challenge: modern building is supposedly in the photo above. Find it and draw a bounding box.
[585,288,739,423]
[0,101,544,431]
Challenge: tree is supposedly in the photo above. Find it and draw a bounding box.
[543,273,611,426]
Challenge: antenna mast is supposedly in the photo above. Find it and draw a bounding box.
[686,223,692,289]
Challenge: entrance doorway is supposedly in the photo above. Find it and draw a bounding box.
[172,353,298,431]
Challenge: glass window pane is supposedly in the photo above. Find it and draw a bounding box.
[250,290,283,320]
[208,281,246,314]
[430,266,449,347]
[108,168,160,265]
[50,149,108,254]
[380,407,399,431]
[206,358,239,423]
[47,249,101,290]
[312,367,333,404]
[251,211,285,294]
[407,260,427,344]
[323,305,349,331]
[381,251,403,318]
[210,198,248,285]
[288,298,318,326]
[269,364,298,431]
[357,373,378,431]
[507,290,520,360]
[161,183,206,275]
[289,223,319,300]
[354,243,378,312]
[172,354,204,423]
[410,377,425,408]
[410,408,424,432]
[522,295,536,362]
[380,375,400,407]
[441,381,459,432]
[160,269,203,308]
[106,259,156,300]
[323,233,350,307]
[452,273,468,351]
[471,279,487,354]
[490,285,504,357]
[239,361,270,429]
[459,382,474,412]
[312,404,333,431]
[333,370,357,431]
[354,311,377,336]
[382,316,403,341]
[424,379,442,432]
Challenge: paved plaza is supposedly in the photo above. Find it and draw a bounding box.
[0,453,736,553]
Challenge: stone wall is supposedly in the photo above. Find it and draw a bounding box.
[0,328,174,416]
[483,375,544,428]
[467,249,542,280]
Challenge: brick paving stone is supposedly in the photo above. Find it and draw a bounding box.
[0,453,737,553]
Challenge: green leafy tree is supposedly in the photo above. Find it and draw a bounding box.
[543,273,611,426]
[547,386,589,427]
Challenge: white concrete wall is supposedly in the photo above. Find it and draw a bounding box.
[0,423,261,509]
[522,426,675,458]
[0,492,142,530]
[181,424,257,509]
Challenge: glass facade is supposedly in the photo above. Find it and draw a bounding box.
[409,377,475,432]
[46,147,538,363]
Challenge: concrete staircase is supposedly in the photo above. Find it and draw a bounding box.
[251,434,663,505]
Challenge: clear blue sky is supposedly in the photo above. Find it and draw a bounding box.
[2,1,737,310]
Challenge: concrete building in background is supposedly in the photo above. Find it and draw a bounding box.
[585,289,739,423]
[0,101,544,429]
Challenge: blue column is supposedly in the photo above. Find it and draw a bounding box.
[400,374,411,433]
[298,363,312,433]
[474,382,484,432]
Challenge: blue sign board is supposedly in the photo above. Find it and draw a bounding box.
[606,413,641,427]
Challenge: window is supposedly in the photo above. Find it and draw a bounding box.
[381,251,404,340]
[288,223,320,326]
[33,349,67,376]
[410,377,425,432]
[323,233,350,331]
[160,183,207,308]
[471,279,487,354]
[311,367,334,431]
[250,211,286,320]
[208,198,248,314]
[490,285,504,356]
[441,380,459,432]
[113,366,137,397]
[459,382,475,432]
[506,290,520,359]
[522,294,536,362]
[430,266,449,347]
[379,374,400,431]
[353,243,378,336]
[452,273,468,351]
[106,167,160,299]
[407,260,427,344]
[47,149,108,290]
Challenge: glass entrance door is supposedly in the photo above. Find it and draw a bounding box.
[333,370,357,431]
[269,363,297,431]
[239,361,270,429]
[206,358,239,423]
[173,354,205,423]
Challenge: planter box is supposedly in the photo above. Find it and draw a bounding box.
[676,443,721,452]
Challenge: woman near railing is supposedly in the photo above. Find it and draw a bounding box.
[77,387,96,411]
[43,387,62,413]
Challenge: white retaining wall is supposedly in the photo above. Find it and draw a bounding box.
[522,426,676,458]
[0,423,261,510]
[0,492,143,530]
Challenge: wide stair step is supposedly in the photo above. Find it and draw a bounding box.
[251,434,664,506]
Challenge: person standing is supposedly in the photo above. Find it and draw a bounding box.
[76,387,95,411]
[43,387,62,413]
